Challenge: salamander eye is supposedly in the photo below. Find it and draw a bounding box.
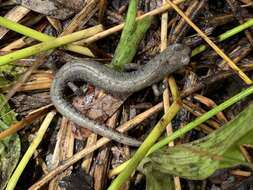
[172,43,185,51]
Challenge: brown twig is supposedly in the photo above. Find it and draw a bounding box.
[182,100,221,129]
[193,94,228,123]
[170,0,202,43]
[48,117,74,190]
[60,0,99,35]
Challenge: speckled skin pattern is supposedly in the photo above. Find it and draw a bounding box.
[50,44,191,146]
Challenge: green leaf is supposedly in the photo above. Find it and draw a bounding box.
[0,94,20,190]
[139,104,253,189]
[144,167,174,190]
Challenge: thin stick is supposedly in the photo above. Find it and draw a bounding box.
[166,0,252,85]
[60,0,98,35]
[160,2,181,188]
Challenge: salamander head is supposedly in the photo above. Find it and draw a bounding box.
[168,43,191,66]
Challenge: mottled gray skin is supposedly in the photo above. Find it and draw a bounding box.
[50,44,191,146]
